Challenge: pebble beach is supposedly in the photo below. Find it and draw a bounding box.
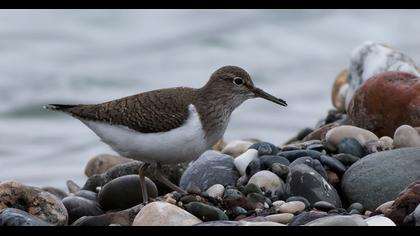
[2,10,420,226]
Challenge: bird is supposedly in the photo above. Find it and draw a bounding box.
[45,65,287,203]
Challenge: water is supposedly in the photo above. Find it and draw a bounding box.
[1,9,420,189]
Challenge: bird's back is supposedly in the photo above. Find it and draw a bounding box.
[48,87,198,134]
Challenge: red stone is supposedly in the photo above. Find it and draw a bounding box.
[348,71,420,137]
[384,180,420,225]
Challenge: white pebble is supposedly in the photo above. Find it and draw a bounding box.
[233,149,258,176]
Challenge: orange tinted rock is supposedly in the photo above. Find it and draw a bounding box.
[348,71,420,137]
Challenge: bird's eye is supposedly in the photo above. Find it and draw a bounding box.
[233,77,244,86]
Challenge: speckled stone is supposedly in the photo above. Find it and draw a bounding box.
[0,180,68,226]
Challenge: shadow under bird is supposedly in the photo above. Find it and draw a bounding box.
[45,65,287,203]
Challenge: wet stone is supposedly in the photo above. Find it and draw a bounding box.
[0,208,53,226]
[259,155,290,168]
[270,163,289,181]
[336,137,366,158]
[184,202,229,221]
[278,150,323,163]
[333,153,360,166]
[62,196,104,224]
[289,156,327,180]
[249,142,280,156]
[314,201,336,212]
[288,211,328,226]
[97,175,158,211]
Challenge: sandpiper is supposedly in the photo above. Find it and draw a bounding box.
[45,65,287,203]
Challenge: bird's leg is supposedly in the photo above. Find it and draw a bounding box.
[154,163,187,194]
[138,162,151,204]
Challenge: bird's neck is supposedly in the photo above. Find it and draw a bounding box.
[193,86,241,146]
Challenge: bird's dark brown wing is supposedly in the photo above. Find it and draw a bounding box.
[48,87,197,133]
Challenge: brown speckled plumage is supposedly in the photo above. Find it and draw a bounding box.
[52,87,197,134]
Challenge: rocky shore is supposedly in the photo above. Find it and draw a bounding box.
[1,41,420,226]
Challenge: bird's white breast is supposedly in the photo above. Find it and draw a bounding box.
[80,104,208,164]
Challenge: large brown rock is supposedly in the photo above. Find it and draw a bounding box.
[0,180,68,225]
[348,71,420,137]
[385,181,420,225]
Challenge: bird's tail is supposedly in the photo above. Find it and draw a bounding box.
[43,104,79,111]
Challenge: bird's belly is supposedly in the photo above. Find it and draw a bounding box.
[80,109,208,164]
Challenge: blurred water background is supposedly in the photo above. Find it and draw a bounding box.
[1,9,420,189]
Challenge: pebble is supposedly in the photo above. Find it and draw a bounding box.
[286,164,342,208]
[184,202,228,221]
[347,202,364,215]
[286,196,311,209]
[72,204,143,226]
[231,206,247,216]
[345,41,420,111]
[0,208,53,226]
[288,211,328,226]
[245,193,267,210]
[248,170,284,194]
[62,196,103,224]
[365,215,396,226]
[74,190,97,201]
[272,200,285,209]
[221,140,254,157]
[302,123,339,142]
[305,214,367,226]
[342,148,420,210]
[180,150,239,191]
[277,201,305,214]
[331,68,349,113]
[41,187,68,200]
[0,180,68,226]
[377,136,394,151]
[319,155,347,176]
[259,155,290,168]
[403,204,420,226]
[98,175,158,211]
[385,180,420,225]
[289,156,327,180]
[265,213,294,224]
[375,201,394,215]
[245,158,262,177]
[326,171,340,188]
[325,125,379,149]
[242,183,262,196]
[194,220,284,226]
[249,142,280,156]
[132,201,202,226]
[333,153,360,166]
[233,149,259,176]
[393,125,420,148]
[270,163,289,180]
[278,150,323,162]
[205,184,225,199]
[84,154,132,177]
[223,188,246,209]
[347,71,420,137]
[313,201,336,211]
[336,137,366,158]
[66,180,81,193]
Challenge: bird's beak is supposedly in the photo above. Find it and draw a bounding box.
[251,87,287,107]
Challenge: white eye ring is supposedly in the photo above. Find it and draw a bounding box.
[233,77,244,86]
